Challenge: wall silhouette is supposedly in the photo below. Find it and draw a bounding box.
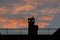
[28,16,38,35]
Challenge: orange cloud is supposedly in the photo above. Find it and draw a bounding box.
[0,6,8,14]
[0,17,51,28]
[39,8,49,14]
[12,4,35,14]
[0,17,8,28]
[0,17,7,23]
[2,23,12,28]
[48,8,60,15]
[36,22,50,28]
[39,16,54,21]
[21,4,34,10]
[39,7,60,15]
[1,18,18,28]
[0,17,28,28]
[18,19,28,28]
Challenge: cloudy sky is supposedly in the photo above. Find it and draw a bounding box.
[0,0,60,28]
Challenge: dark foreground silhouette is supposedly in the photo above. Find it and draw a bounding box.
[53,28,60,35]
[28,16,38,35]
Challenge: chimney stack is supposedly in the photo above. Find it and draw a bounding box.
[28,16,38,35]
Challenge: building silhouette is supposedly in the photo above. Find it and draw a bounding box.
[53,28,60,35]
[28,16,38,35]
[0,33,1,35]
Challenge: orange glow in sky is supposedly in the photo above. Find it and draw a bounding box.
[0,0,60,28]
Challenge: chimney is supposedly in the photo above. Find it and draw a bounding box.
[28,16,38,35]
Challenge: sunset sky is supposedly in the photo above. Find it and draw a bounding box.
[0,0,60,28]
